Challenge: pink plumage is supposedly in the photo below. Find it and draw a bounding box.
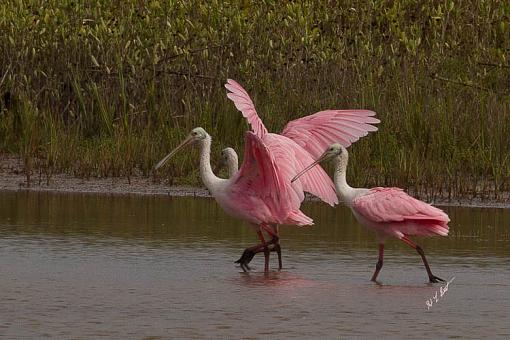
[282,110,380,159]
[227,132,312,226]
[352,187,450,238]
[225,79,379,206]
[263,134,337,206]
[225,79,268,137]
[291,143,450,282]
[155,126,315,272]
[219,131,312,271]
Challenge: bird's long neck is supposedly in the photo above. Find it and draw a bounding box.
[333,153,356,205]
[199,136,223,191]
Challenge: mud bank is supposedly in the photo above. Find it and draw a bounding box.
[1,154,508,208]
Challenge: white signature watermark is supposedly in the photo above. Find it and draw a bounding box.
[425,276,455,310]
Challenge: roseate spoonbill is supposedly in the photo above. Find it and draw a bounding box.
[214,147,281,268]
[225,79,380,267]
[225,78,380,208]
[155,127,312,272]
[215,147,238,177]
[292,144,450,283]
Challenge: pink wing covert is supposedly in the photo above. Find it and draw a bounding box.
[352,188,450,236]
[225,79,268,137]
[281,110,380,159]
[225,79,379,161]
[263,134,338,206]
[232,132,313,226]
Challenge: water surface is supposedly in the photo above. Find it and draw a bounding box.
[1,191,509,338]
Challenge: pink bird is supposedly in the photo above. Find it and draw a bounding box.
[225,79,380,266]
[155,127,313,272]
[292,144,450,283]
[225,79,380,204]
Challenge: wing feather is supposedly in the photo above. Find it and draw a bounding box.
[263,134,338,206]
[225,79,268,137]
[282,110,380,158]
[231,132,312,225]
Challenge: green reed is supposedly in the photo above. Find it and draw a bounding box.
[0,0,509,199]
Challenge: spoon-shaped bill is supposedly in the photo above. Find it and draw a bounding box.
[154,135,194,170]
[291,154,327,183]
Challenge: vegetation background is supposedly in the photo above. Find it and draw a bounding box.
[0,0,509,200]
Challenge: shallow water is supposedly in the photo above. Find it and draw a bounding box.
[1,191,509,339]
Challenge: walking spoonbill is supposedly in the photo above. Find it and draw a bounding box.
[292,144,450,283]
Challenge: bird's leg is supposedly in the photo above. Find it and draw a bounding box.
[235,230,265,271]
[261,224,282,270]
[401,236,445,283]
[370,244,384,282]
[257,228,270,273]
[235,243,280,269]
[271,224,282,270]
[235,224,281,271]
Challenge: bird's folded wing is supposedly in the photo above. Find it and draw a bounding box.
[225,79,268,137]
[353,188,450,225]
[281,110,380,159]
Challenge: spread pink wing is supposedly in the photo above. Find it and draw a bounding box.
[225,79,268,137]
[264,134,338,206]
[231,132,312,226]
[281,110,380,159]
[352,188,450,236]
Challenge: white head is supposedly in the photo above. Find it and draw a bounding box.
[221,147,237,163]
[215,147,238,176]
[320,143,345,161]
[154,127,210,170]
[188,127,209,141]
[292,143,347,182]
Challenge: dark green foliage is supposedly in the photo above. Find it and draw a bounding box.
[0,0,509,199]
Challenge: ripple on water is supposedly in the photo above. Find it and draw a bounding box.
[0,192,509,338]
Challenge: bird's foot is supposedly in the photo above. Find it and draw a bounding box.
[429,275,445,283]
[239,262,251,272]
[235,248,256,270]
[235,243,280,272]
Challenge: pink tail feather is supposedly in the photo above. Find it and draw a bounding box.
[284,210,314,226]
[403,219,449,237]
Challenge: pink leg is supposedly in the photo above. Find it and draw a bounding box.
[370,244,384,282]
[401,236,445,283]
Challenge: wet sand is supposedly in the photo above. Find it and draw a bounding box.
[0,154,210,198]
[1,154,509,208]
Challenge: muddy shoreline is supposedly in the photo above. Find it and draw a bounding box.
[1,154,509,209]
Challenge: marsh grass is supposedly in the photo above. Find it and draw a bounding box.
[0,0,509,199]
